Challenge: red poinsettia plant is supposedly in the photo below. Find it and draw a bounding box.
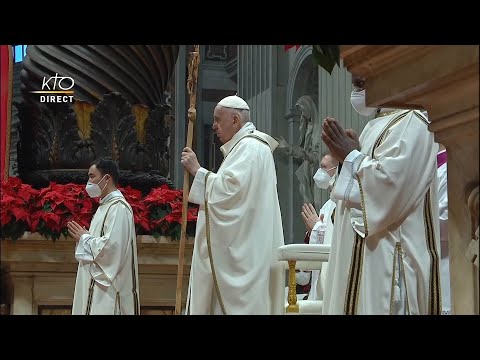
[1,177,39,241]
[144,185,198,240]
[119,185,150,234]
[1,177,198,242]
[31,182,99,241]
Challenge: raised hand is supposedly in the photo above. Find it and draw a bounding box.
[301,203,320,231]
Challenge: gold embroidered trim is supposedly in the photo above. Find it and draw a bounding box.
[344,233,365,315]
[424,189,441,314]
[375,109,403,119]
[372,112,409,158]
[389,243,411,315]
[389,244,400,315]
[413,110,429,126]
[356,174,369,238]
[204,171,227,315]
[85,199,139,315]
[85,279,95,315]
[399,245,411,315]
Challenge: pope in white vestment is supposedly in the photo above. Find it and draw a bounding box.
[181,95,285,315]
[69,159,140,315]
[321,86,442,315]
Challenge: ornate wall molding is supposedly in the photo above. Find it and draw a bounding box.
[286,46,313,112]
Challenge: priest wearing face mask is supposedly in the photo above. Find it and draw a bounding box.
[181,95,285,315]
[296,152,338,301]
[67,157,140,315]
[321,76,441,315]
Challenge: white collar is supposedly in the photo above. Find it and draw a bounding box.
[100,189,123,204]
[220,122,256,157]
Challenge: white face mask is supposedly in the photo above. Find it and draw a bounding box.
[313,166,337,189]
[350,89,376,117]
[85,174,108,198]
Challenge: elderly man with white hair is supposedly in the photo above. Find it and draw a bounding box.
[181,95,285,315]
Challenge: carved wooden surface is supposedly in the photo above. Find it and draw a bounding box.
[2,234,194,315]
[16,93,173,191]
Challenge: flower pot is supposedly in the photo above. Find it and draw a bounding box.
[137,235,157,244]
[159,236,173,243]
[19,231,71,242]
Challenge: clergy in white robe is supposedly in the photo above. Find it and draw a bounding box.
[321,84,441,315]
[296,198,336,301]
[181,95,285,315]
[298,151,338,301]
[301,152,338,301]
[68,158,140,315]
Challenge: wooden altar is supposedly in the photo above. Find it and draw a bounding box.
[1,234,194,315]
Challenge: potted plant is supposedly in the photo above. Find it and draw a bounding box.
[144,185,198,242]
[1,178,198,243]
[31,182,98,242]
[1,177,38,240]
[118,185,151,235]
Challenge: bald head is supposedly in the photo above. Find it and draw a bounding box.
[320,153,339,177]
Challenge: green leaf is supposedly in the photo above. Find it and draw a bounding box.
[187,222,196,237]
[319,45,340,66]
[169,223,181,240]
[1,221,28,241]
[37,220,58,242]
[312,45,340,75]
[151,231,162,239]
[150,206,169,220]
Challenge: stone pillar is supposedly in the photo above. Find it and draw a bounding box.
[341,45,479,314]
[238,46,293,241]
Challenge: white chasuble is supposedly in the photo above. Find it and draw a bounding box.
[72,190,140,315]
[186,122,285,315]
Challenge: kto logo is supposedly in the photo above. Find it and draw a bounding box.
[31,73,75,103]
